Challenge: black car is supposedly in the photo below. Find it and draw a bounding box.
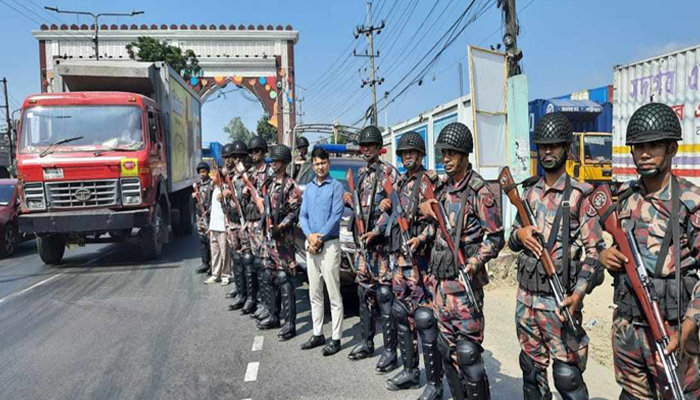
[0,179,32,258]
[293,156,363,288]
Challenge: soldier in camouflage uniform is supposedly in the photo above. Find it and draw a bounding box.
[599,103,700,400]
[245,136,276,321]
[293,136,310,179]
[222,141,252,299]
[419,122,504,400]
[379,131,444,399]
[256,145,302,341]
[509,113,605,400]
[343,125,401,373]
[193,161,214,275]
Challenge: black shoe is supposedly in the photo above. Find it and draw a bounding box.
[229,295,246,311]
[278,325,296,341]
[257,316,280,330]
[195,264,209,274]
[255,307,270,321]
[225,289,237,299]
[322,340,341,357]
[251,305,266,319]
[241,299,257,315]
[301,335,326,350]
[417,383,444,400]
[375,349,399,374]
[386,368,420,391]
[348,341,374,361]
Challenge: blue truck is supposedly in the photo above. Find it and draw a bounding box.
[201,141,223,169]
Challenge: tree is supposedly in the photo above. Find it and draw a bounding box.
[223,117,252,143]
[256,116,278,145]
[126,37,201,79]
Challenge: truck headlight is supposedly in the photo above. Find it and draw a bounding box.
[27,199,46,210]
[123,195,142,205]
[120,178,142,205]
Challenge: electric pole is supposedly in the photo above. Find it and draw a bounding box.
[1,78,12,167]
[45,7,144,60]
[296,97,305,125]
[498,0,522,77]
[354,2,384,127]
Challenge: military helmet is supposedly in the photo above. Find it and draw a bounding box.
[435,122,473,154]
[396,131,426,155]
[626,102,682,145]
[248,136,268,153]
[296,136,310,148]
[229,140,248,156]
[358,125,383,145]
[196,161,210,172]
[269,144,292,164]
[222,143,235,157]
[533,112,573,145]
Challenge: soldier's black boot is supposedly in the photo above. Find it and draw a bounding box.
[456,340,490,400]
[386,300,420,390]
[257,276,280,330]
[196,232,211,273]
[252,265,267,319]
[277,270,297,341]
[520,351,552,400]
[255,269,273,321]
[241,253,258,315]
[416,307,443,400]
[552,361,588,400]
[376,285,398,374]
[348,286,375,361]
[229,253,246,310]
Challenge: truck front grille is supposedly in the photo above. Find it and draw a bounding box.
[46,179,119,209]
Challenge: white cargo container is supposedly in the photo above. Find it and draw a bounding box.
[613,44,700,183]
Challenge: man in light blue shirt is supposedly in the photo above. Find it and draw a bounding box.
[299,146,345,356]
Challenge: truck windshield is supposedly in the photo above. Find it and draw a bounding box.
[583,135,612,164]
[19,106,145,154]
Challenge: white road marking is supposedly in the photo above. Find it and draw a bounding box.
[244,362,259,382]
[252,336,264,351]
[0,273,64,306]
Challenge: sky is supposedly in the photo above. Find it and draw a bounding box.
[1,0,700,146]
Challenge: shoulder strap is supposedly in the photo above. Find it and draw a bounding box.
[672,176,681,330]
[653,177,680,279]
[407,171,426,223]
[562,176,572,288]
[453,184,471,266]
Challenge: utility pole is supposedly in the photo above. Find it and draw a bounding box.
[296,97,305,125]
[498,0,522,77]
[45,7,144,60]
[354,2,384,127]
[1,78,12,167]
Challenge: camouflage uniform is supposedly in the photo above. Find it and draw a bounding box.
[225,168,253,309]
[509,173,604,399]
[611,177,700,400]
[257,171,302,337]
[423,167,504,399]
[247,163,275,320]
[346,160,400,367]
[194,178,214,269]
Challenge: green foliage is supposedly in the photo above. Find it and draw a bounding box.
[126,37,201,79]
[256,116,278,145]
[223,117,252,143]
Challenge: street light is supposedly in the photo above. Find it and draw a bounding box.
[44,7,144,60]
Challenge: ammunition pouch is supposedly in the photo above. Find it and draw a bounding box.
[245,202,261,222]
[517,252,580,295]
[614,272,698,322]
[430,242,480,283]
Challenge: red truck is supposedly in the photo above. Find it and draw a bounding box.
[16,60,202,264]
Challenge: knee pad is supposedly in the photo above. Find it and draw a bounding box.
[254,257,263,269]
[276,270,290,286]
[552,361,588,400]
[519,351,536,384]
[357,285,372,303]
[456,340,485,382]
[262,269,274,285]
[242,251,254,266]
[414,307,438,342]
[232,252,242,264]
[391,299,410,324]
[377,285,394,316]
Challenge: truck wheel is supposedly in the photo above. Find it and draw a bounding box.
[0,224,18,258]
[141,203,165,260]
[37,234,66,265]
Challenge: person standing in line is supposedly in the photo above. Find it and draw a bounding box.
[193,161,214,275]
[293,136,310,179]
[299,146,345,356]
[223,141,251,299]
[205,168,231,285]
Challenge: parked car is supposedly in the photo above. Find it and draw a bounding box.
[293,156,363,288]
[0,179,31,257]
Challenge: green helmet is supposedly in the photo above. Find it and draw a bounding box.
[533,112,573,145]
[269,144,292,164]
[435,122,473,154]
[358,126,383,145]
[626,103,682,145]
[396,131,426,155]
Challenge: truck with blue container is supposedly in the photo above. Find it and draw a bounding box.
[201,141,223,170]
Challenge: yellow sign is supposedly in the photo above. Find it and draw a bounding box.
[121,158,139,177]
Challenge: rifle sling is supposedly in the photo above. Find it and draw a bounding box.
[545,176,572,286]
[653,176,680,280]
[451,176,472,272]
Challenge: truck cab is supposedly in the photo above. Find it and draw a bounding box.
[566,131,613,186]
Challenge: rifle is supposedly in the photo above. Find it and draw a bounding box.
[224,172,247,226]
[234,162,265,214]
[347,170,370,264]
[419,174,480,313]
[262,182,274,244]
[498,167,578,335]
[381,175,417,269]
[589,184,684,400]
[192,183,207,216]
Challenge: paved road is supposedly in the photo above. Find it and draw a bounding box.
[0,235,619,400]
